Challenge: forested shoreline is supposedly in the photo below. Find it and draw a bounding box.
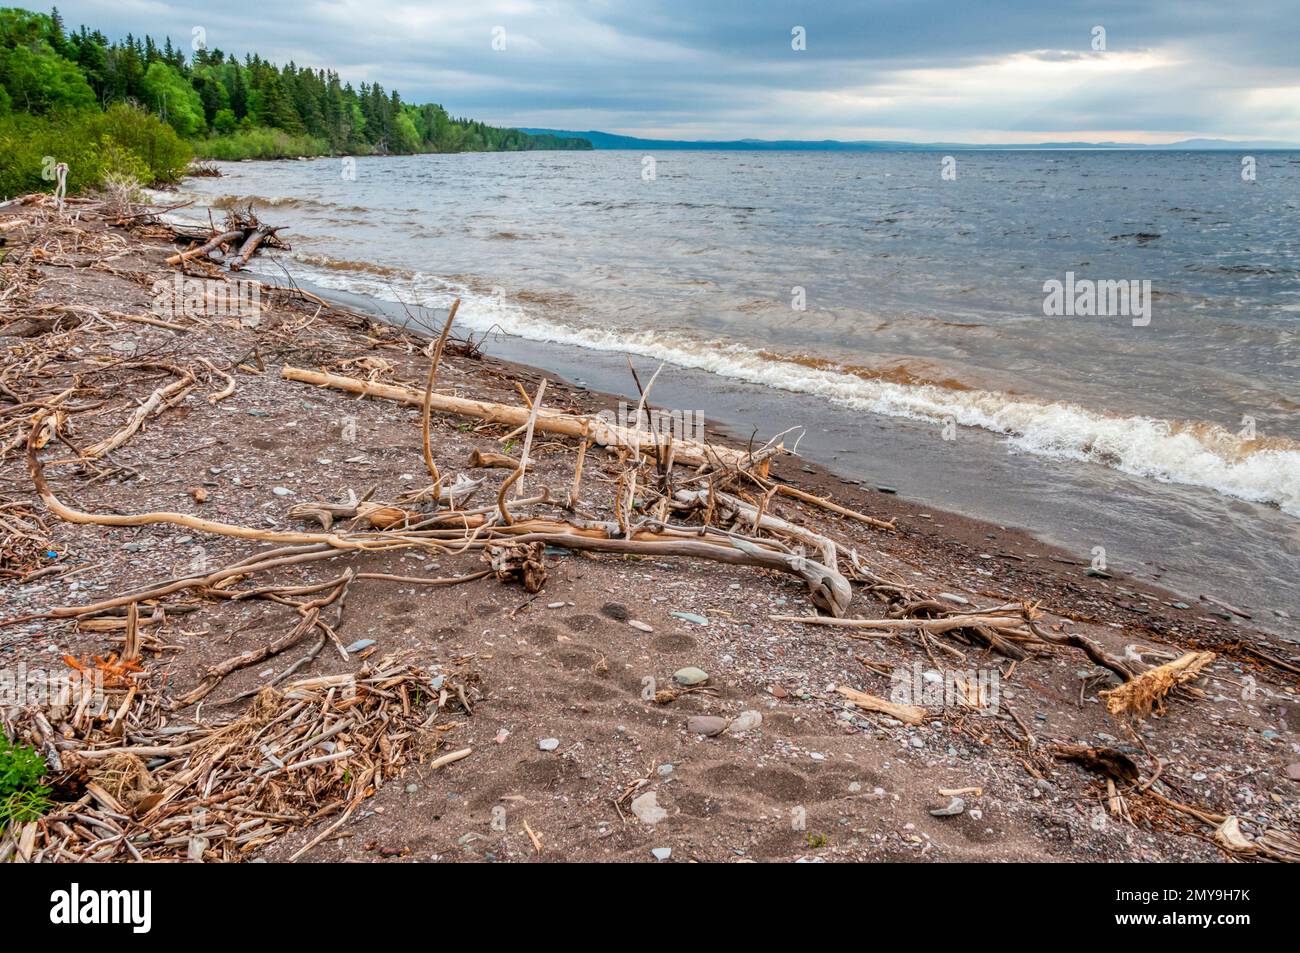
[0,6,590,195]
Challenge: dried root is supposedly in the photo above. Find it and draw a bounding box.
[1099,651,1216,719]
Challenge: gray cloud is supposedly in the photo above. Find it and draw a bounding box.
[50,0,1300,140]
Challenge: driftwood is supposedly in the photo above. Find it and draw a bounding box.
[675,487,839,565]
[228,226,283,270]
[165,229,243,266]
[1049,744,1141,784]
[468,448,518,469]
[72,364,195,461]
[421,300,460,493]
[499,520,852,616]
[1099,651,1216,719]
[484,541,547,592]
[836,685,925,724]
[163,205,288,269]
[281,365,777,472]
[772,606,1043,658]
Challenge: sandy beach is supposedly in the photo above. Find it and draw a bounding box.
[1,195,1297,863]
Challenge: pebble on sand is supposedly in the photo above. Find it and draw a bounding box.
[674,667,709,686]
[928,796,966,817]
[727,710,763,733]
[631,791,668,825]
[686,715,729,737]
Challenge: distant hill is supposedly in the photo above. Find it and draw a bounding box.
[519,129,1300,152]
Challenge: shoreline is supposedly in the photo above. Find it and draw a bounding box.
[1,197,1297,863]
[160,155,1300,635]
[289,275,1298,644]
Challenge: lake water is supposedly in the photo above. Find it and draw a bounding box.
[169,149,1300,635]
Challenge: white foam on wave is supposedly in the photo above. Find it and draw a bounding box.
[296,262,1300,517]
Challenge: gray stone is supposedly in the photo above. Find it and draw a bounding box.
[538,737,560,751]
[651,847,672,861]
[674,666,709,686]
[929,796,966,817]
[630,791,667,825]
[687,715,729,737]
[727,710,763,733]
[671,611,710,626]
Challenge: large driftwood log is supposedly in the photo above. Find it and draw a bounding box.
[675,487,839,565]
[281,365,778,472]
[498,520,851,616]
[165,229,244,266]
[1099,651,1215,719]
[228,226,283,270]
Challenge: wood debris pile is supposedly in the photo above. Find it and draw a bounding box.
[1,655,475,862]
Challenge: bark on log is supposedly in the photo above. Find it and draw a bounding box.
[468,448,518,469]
[165,229,244,266]
[675,487,839,565]
[228,227,282,270]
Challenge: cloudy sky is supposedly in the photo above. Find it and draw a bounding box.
[52,0,1300,142]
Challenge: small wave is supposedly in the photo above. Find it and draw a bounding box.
[203,193,370,214]
[290,260,1300,517]
[205,193,325,211]
[292,252,411,279]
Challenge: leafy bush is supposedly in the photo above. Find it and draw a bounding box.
[193,126,329,160]
[0,103,189,197]
[0,109,101,195]
[91,102,191,182]
[0,733,52,833]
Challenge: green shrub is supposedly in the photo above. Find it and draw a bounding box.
[0,103,189,198]
[91,102,191,183]
[0,109,101,195]
[141,61,205,137]
[193,126,330,160]
[212,107,237,134]
[0,733,52,833]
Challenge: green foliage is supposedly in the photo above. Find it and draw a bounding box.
[192,126,329,160]
[0,733,52,833]
[0,3,590,197]
[142,60,204,136]
[0,102,189,197]
[92,101,191,180]
[0,12,95,113]
[212,106,236,134]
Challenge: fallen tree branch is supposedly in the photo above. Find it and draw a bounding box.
[281,365,777,472]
